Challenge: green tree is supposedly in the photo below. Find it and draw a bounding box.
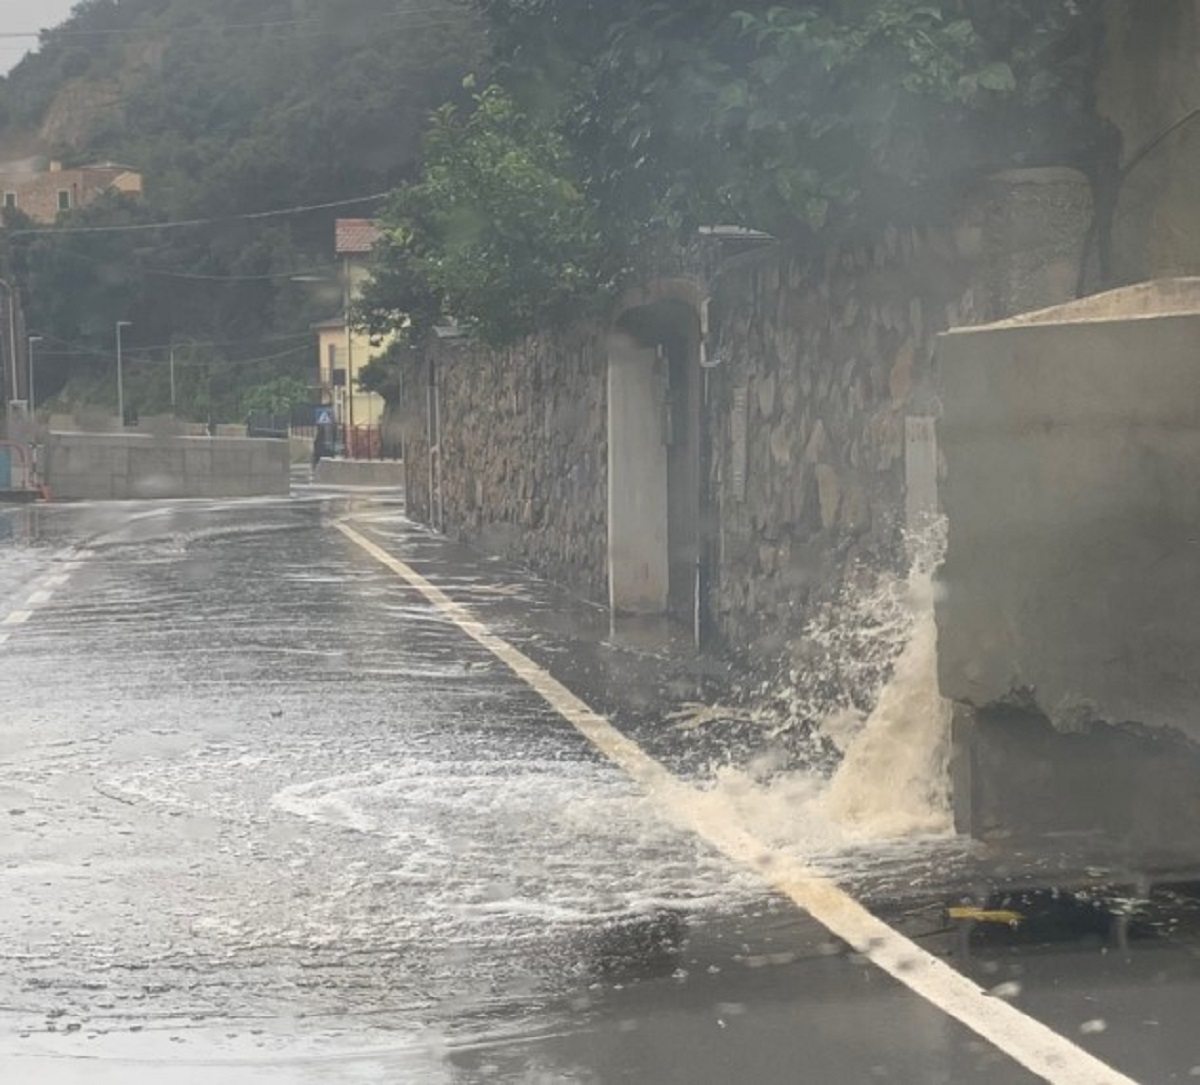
[241,375,312,415]
[481,0,1105,235]
[358,86,613,346]
[355,344,411,409]
[360,0,1106,345]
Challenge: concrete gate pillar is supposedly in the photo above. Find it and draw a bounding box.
[607,331,669,615]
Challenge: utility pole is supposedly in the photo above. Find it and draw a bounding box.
[0,279,15,434]
[169,343,177,410]
[116,320,132,425]
[27,335,42,413]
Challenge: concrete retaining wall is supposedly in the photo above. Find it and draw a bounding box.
[313,458,405,487]
[937,279,1200,739]
[45,432,290,500]
[937,279,1200,855]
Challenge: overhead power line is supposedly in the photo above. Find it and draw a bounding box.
[0,7,471,46]
[36,330,315,360]
[140,265,335,283]
[0,7,467,40]
[51,244,339,283]
[39,342,312,369]
[7,192,390,237]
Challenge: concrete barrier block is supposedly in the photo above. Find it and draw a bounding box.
[43,432,292,501]
[183,444,214,476]
[314,459,405,487]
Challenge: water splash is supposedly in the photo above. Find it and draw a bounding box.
[821,599,952,837]
[820,518,953,837]
[708,519,954,850]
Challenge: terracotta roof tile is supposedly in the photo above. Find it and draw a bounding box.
[335,218,381,255]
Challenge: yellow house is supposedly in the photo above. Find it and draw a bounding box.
[313,219,387,447]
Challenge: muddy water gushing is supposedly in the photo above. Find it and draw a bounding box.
[710,522,954,855]
[822,597,952,836]
[821,522,954,838]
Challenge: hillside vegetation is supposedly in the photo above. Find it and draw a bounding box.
[0,0,481,418]
[358,0,1109,346]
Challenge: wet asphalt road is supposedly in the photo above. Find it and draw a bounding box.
[2,490,1200,1083]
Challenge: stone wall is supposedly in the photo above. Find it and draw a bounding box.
[702,229,975,654]
[702,172,1092,658]
[408,332,609,602]
[1098,0,1200,283]
[402,170,1093,663]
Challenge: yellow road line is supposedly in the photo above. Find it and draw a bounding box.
[336,519,1136,1085]
[948,906,1024,925]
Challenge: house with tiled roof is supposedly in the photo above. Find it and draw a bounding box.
[0,158,142,224]
[335,218,381,255]
[315,219,389,451]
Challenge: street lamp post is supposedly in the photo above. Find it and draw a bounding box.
[115,321,132,425]
[27,335,42,413]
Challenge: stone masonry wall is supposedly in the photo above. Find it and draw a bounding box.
[704,173,1091,659]
[704,227,980,655]
[411,331,609,602]
[1098,0,1200,284]
[403,170,1092,662]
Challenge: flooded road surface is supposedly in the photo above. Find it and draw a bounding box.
[0,494,1198,1083]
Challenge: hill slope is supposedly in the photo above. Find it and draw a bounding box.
[0,0,481,417]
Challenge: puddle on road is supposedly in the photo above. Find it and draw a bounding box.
[271,758,756,928]
[674,524,959,895]
[0,501,988,1082]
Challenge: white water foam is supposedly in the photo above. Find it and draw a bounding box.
[706,521,954,860]
[822,596,952,837]
[821,520,953,838]
[272,757,765,929]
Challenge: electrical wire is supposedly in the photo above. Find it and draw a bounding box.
[37,341,313,369]
[0,7,470,40]
[34,329,315,361]
[140,266,336,283]
[38,243,340,283]
[7,192,390,237]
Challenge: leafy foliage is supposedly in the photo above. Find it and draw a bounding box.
[485,0,1105,233]
[360,0,1106,345]
[359,86,613,345]
[355,343,409,408]
[241,375,313,414]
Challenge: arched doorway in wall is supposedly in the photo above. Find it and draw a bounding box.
[607,293,703,641]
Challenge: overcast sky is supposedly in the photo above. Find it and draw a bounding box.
[0,0,79,76]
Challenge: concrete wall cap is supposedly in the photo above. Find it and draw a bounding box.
[941,277,1200,336]
[983,167,1091,187]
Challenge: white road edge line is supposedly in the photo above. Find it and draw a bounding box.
[0,547,92,642]
[335,520,1136,1085]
